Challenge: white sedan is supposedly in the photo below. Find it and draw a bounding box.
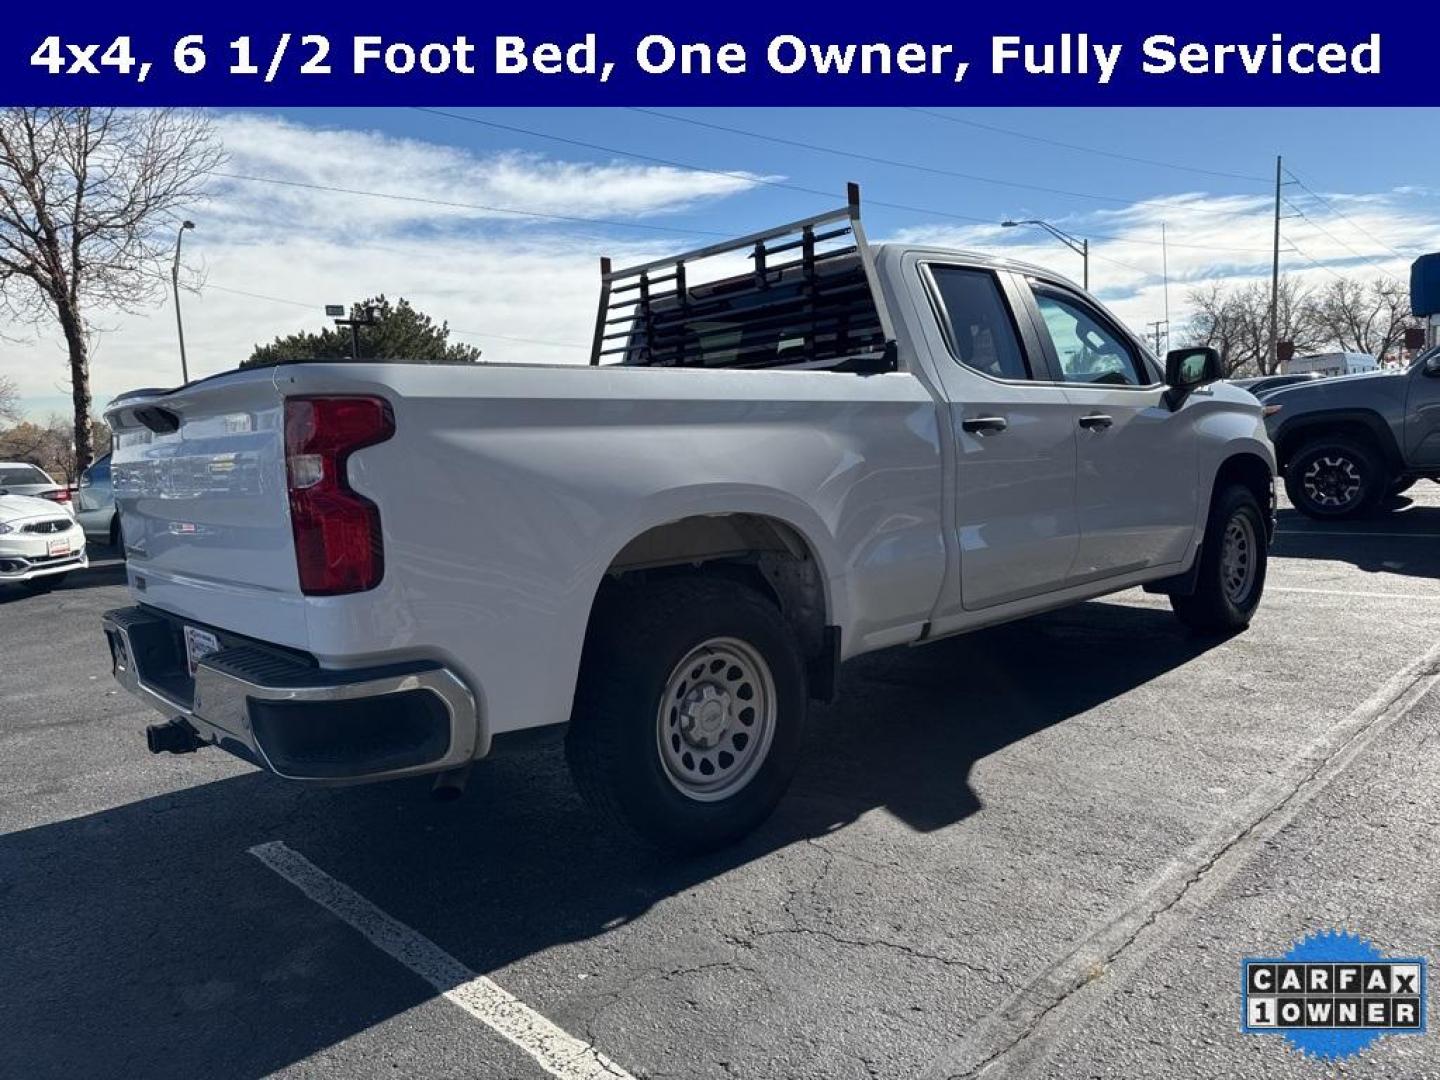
[0,493,88,591]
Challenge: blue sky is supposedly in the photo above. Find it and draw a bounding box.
[6,107,1438,418]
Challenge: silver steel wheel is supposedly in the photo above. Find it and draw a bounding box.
[656,636,776,803]
[1302,453,1363,509]
[1220,512,1258,606]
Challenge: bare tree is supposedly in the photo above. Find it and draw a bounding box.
[0,109,222,471]
[0,373,19,423]
[1307,277,1419,364]
[1184,275,1323,376]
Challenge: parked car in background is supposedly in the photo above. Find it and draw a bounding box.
[1284,352,1380,378]
[76,452,121,549]
[0,462,73,511]
[0,492,87,591]
[100,190,1276,852]
[1264,346,1440,518]
[1231,373,1323,397]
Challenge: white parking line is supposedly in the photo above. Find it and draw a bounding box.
[249,841,635,1080]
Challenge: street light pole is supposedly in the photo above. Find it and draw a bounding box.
[1001,218,1089,290]
[171,220,195,384]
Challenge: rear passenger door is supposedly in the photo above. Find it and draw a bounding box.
[918,263,1080,612]
[1023,282,1198,580]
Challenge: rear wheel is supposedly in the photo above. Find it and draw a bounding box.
[1284,436,1387,520]
[1170,485,1268,634]
[566,578,807,854]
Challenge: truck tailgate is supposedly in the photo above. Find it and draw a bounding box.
[106,371,308,644]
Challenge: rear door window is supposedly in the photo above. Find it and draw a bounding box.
[927,266,1032,381]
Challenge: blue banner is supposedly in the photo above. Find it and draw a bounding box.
[0,3,1431,106]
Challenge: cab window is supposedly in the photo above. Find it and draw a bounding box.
[1033,290,1148,387]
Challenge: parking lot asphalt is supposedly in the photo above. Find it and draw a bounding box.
[3,489,1440,1080]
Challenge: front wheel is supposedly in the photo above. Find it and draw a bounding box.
[566,577,807,854]
[1283,437,1386,520]
[1170,485,1268,634]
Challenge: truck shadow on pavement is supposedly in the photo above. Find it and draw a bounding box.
[0,600,1222,1080]
[1273,499,1440,581]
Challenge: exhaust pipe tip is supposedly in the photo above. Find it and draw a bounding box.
[431,765,472,802]
[146,718,201,755]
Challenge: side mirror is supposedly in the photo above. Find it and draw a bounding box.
[1424,352,1440,377]
[1163,346,1223,410]
[1166,346,1224,389]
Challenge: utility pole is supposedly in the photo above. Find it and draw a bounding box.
[1268,155,1282,375]
[1161,222,1170,337]
[330,303,381,359]
[1147,319,1169,355]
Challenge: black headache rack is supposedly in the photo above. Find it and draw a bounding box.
[590,183,898,373]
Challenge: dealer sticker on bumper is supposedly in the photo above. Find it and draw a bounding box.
[183,625,220,676]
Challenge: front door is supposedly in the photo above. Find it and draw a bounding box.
[920,264,1080,611]
[1026,284,1197,581]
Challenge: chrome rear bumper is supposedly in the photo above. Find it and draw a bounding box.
[102,606,483,783]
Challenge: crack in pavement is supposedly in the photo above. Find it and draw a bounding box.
[922,641,1440,1080]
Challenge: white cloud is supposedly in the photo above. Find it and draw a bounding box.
[209,113,770,239]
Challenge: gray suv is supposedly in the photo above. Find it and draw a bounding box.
[1264,348,1440,519]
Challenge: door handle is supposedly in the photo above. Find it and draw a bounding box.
[1078,414,1114,431]
[961,416,1008,435]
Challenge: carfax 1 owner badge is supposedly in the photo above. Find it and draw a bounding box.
[1242,931,1427,1060]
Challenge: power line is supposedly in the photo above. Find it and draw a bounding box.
[627,107,1264,218]
[414,107,1277,257]
[411,106,1000,228]
[204,283,588,349]
[1282,239,1348,282]
[905,108,1270,184]
[1283,166,1410,260]
[1281,195,1395,276]
[214,171,730,238]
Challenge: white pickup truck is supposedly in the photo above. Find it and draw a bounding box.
[102,188,1275,852]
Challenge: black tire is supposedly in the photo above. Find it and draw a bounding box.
[566,577,807,855]
[1283,436,1387,520]
[1170,485,1268,634]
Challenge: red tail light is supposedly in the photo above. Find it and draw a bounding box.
[284,396,395,595]
[41,488,71,503]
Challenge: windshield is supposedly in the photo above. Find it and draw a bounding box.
[0,465,53,486]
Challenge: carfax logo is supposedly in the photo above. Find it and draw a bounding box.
[1242,930,1427,1060]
